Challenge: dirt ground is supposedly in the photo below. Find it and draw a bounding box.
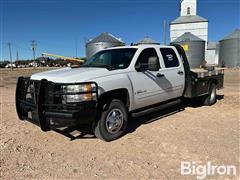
[0,68,239,179]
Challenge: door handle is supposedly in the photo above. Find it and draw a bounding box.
[156,73,165,78]
[178,71,184,75]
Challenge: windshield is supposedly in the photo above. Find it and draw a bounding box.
[82,48,137,70]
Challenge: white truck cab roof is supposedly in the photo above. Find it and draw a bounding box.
[106,44,173,50]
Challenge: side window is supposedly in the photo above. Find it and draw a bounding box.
[160,48,180,68]
[135,48,159,69]
[187,7,191,15]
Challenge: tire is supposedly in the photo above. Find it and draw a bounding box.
[94,99,128,142]
[202,83,217,106]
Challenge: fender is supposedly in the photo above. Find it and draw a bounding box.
[90,73,135,111]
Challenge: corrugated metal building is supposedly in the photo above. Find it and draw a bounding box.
[170,0,208,43]
[135,36,160,45]
[172,32,205,68]
[219,29,240,67]
[86,32,125,59]
[205,42,219,65]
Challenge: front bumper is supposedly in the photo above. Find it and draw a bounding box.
[16,77,98,131]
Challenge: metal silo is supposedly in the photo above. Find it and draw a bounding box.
[172,32,205,68]
[135,36,160,45]
[86,32,125,59]
[219,29,240,67]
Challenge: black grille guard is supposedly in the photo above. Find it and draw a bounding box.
[15,77,98,131]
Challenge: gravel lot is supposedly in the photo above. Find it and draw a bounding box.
[0,68,239,179]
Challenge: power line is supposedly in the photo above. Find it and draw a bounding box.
[12,43,31,52]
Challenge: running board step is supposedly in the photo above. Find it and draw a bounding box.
[131,99,182,117]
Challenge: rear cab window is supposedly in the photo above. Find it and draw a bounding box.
[160,48,180,68]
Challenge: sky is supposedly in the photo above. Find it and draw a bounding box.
[0,0,239,61]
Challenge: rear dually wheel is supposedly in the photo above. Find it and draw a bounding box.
[202,83,217,106]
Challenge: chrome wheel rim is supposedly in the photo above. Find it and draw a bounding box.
[210,86,216,102]
[106,108,124,134]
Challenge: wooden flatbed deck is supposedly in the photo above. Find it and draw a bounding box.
[191,68,225,78]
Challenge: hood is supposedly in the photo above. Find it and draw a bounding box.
[31,67,115,83]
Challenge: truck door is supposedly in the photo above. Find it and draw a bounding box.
[128,48,170,109]
[157,47,185,100]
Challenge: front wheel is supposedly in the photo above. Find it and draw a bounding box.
[93,99,128,142]
[202,83,217,106]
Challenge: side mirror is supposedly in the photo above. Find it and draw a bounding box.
[135,63,141,71]
[148,56,160,71]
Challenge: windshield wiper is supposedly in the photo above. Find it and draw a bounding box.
[99,65,116,70]
[82,64,116,70]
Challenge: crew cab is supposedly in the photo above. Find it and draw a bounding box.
[16,44,224,141]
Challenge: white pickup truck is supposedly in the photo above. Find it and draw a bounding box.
[16,44,224,141]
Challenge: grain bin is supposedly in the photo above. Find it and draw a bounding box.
[135,36,160,45]
[219,29,240,67]
[172,32,205,68]
[86,32,125,59]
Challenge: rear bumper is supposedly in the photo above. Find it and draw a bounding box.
[16,77,98,131]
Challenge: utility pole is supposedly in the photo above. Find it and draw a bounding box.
[7,42,13,70]
[16,51,19,61]
[31,40,37,68]
[163,19,167,45]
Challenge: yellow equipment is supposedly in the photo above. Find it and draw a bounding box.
[41,53,85,63]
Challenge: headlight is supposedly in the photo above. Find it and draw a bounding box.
[62,84,97,103]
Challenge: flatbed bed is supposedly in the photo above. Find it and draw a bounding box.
[171,44,224,99]
[191,68,225,78]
